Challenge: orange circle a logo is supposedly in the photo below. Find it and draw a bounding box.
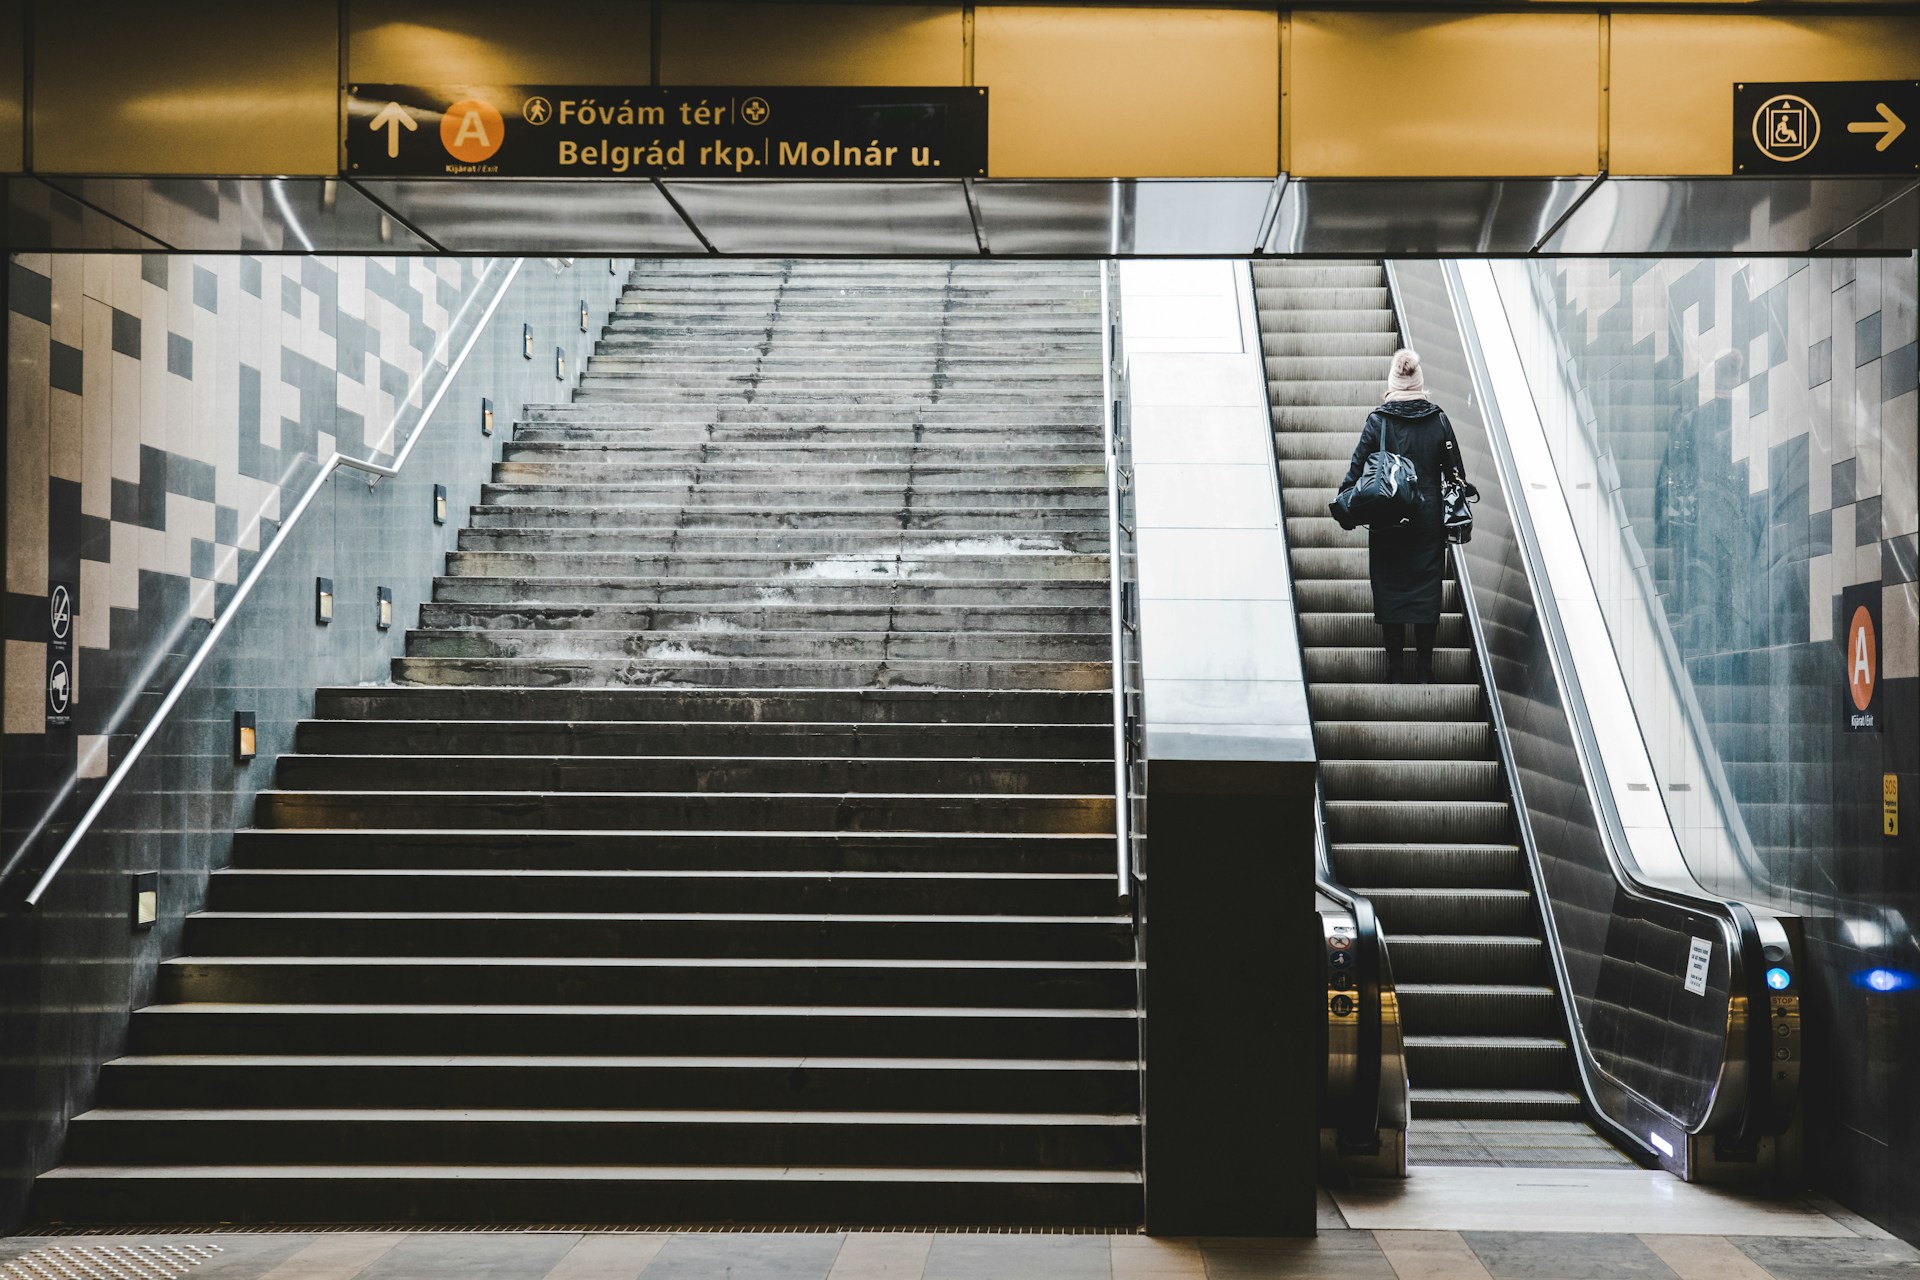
[441,99,504,163]
[1849,605,1878,712]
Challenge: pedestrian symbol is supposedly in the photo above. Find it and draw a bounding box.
[523,96,553,126]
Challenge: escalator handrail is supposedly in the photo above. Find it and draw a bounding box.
[1410,259,1773,1149]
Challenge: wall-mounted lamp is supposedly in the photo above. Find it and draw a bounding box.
[131,871,157,929]
[522,324,534,359]
[555,346,566,381]
[481,396,494,436]
[315,576,334,624]
[377,586,393,631]
[609,258,618,275]
[433,484,448,525]
[233,711,257,763]
[580,299,590,333]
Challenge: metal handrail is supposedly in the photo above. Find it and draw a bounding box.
[1410,258,1783,1155]
[1100,262,1132,898]
[4,257,526,911]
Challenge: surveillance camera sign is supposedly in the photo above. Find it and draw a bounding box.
[46,580,75,730]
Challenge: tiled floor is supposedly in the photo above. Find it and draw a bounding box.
[3,1177,1913,1280]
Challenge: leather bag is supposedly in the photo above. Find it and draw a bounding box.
[1441,472,1479,543]
[1330,420,1422,530]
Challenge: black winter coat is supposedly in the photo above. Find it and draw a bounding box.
[1338,399,1466,626]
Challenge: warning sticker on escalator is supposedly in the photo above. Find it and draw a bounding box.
[1685,937,1714,997]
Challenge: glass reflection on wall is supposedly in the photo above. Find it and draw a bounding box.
[1493,255,1916,917]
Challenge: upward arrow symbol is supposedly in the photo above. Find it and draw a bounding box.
[370,101,417,158]
[1849,102,1907,152]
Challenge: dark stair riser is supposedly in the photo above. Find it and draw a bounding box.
[314,686,1114,724]
[127,1007,1141,1060]
[62,1115,1141,1172]
[181,914,1137,962]
[229,831,1116,875]
[160,958,1140,1009]
[208,870,1120,916]
[293,719,1113,759]
[272,754,1110,795]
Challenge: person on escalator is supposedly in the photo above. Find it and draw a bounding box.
[1333,348,1471,684]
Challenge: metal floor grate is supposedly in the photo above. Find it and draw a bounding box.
[31,1225,1134,1237]
[2,1244,223,1280]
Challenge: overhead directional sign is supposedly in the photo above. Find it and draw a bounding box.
[346,85,989,179]
[1734,81,1918,175]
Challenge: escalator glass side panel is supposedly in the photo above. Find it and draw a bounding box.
[1390,261,1746,1154]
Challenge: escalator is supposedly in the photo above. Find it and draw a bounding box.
[1259,260,1626,1169]
[1258,259,1804,1182]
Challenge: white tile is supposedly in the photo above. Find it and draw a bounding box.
[1135,463,1276,529]
[1332,1166,1860,1236]
[1139,599,1301,681]
[78,559,110,650]
[1138,528,1288,600]
[826,1233,930,1280]
[50,256,82,347]
[1130,354,1264,408]
[75,734,109,780]
[540,1235,664,1280]
[1143,676,1309,728]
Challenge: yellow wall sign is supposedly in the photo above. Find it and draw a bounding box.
[1887,775,1900,837]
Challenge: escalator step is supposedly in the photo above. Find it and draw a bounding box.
[1331,842,1525,888]
[1314,720,1491,760]
[1384,935,1546,984]
[1356,887,1534,934]
[1410,1088,1586,1122]
[1324,800,1511,844]
[1395,983,1559,1036]
[1320,759,1505,802]
[1404,1035,1571,1090]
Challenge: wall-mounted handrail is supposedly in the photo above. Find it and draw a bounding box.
[1100,262,1133,899]
[4,257,526,911]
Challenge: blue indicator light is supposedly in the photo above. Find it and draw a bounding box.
[1855,968,1918,993]
[1766,967,1792,991]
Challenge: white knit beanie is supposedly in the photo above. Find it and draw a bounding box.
[1386,348,1426,399]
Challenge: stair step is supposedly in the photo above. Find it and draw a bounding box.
[292,718,1111,757]
[253,789,1116,835]
[229,830,1114,874]
[180,911,1136,961]
[158,957,1141,1009]
[128,1003,1140,1058]
[30,1163,1142,1228]
[61,1108,1141,1172]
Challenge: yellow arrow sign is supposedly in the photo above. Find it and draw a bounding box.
[370,101,418,159]
[1848,102,1907,152]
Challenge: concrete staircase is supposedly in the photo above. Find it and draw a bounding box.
[33,261,1141,1227]
[1255,261,1627,1169]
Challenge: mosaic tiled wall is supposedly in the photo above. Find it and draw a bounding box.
[0,250,631,1230]
[5,252,482,782]
[1539,253,1920,1241]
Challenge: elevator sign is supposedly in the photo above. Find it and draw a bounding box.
[1733,81,1917,175]
[346,85,989,178]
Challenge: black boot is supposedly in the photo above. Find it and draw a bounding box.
[1385,648,1407,683]
[1414,655,1435,685]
